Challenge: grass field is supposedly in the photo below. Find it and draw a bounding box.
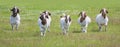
[0,0,120,47]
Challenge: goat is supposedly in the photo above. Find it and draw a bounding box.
[10,6,20,31]
[78,11,91,33]
[60,14,71,35]
[96,8,109,31]
[38,11,51,36]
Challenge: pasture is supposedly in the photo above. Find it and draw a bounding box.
[0,0,120,47]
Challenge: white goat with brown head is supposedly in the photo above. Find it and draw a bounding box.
[60,14,71,35]
[38,11,51,36]
[78,11,91,33]
[96,8,109,31]
[10,6,20,31]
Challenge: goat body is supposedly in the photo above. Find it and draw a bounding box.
[10,14,20,30]
[96,14,108,31]
[78,16,91,33]
[38,13,51,36]
[60,15,71,35]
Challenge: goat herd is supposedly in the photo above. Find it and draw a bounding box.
[10,6,109,36]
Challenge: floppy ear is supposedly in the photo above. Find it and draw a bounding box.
[48,12,51,16]
[78,12,82,16]
[65,16,68,23]
[10,9,12,11]
[106,10,108,14]
[100,9,103,13]
[40,14,43,20]
[17,8,20,13]
[11,8,14,11]
[69,17,71,22]
[60,16,63,18]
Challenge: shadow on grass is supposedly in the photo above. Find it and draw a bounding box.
[33,31,40,37]
[72,29,100,33]
[90,29,99,32]
[33,31,62,37]
[1,27,12,32]
[72,30,81,33]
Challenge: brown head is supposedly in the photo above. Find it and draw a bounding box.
[65,15,71,23]
[39,13,47,25]
[11,6,19,17]
[100,8,108,19]
[79,11,87,22]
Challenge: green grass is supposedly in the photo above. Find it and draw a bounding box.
[0,0,120,47]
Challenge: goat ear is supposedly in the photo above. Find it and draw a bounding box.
[106,10,108,14]
[100,9,103,13]
[48,12,51,16]
[78,12,82,16]
[40,14,43,19]
[60,16,63,18]
[69,17,71,22]
[17,8,20,13]
[11,8,13,11]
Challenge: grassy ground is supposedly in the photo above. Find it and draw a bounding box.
[0,0,120,47]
